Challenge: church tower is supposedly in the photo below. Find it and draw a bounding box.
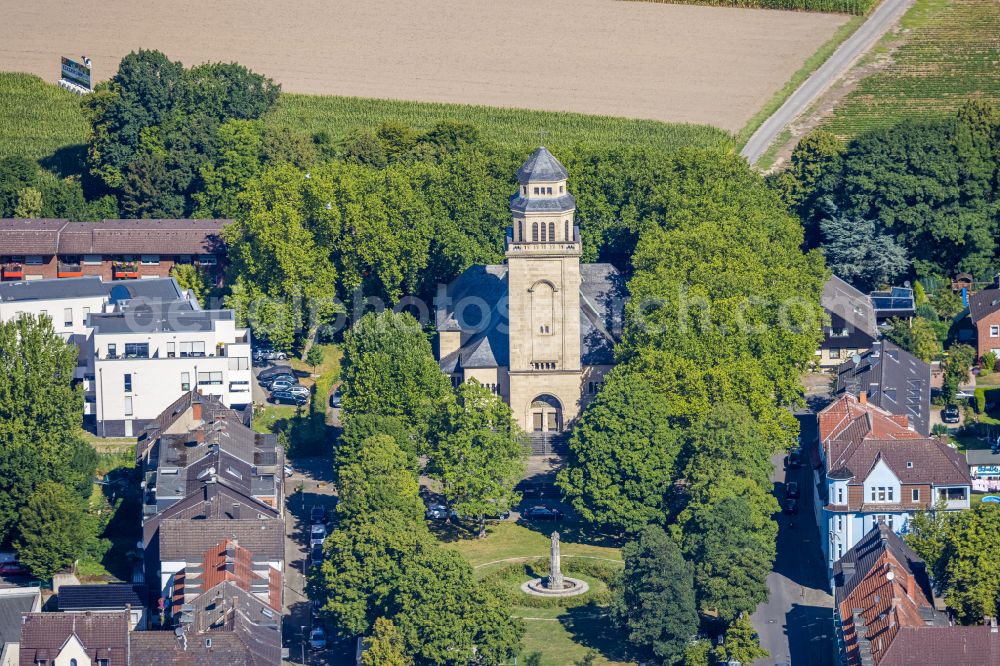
[506,147,583,432]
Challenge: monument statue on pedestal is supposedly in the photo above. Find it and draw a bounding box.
[549,531,565,590]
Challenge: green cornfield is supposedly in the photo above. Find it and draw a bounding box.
[0,72,88,162]
[264,94,734,153]
[821,0,1000,137]
[620,0,878,15]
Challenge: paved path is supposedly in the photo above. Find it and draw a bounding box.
[751,413,834,666]
[740,0,914,165]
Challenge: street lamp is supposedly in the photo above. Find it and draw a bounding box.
[300,624,307,664]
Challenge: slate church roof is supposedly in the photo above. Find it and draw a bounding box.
[516,146,569,183]
[437,262,625,373]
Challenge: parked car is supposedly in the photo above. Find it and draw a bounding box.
[254,348,288,361]
[522,505,563,521]
[268,379,302,393]
[283,464,294,477]
[310,506,327,524]
[784,449,803,469]
[310,524,327,546]
[782,498,798,514]
[425,503,456,520]
[259,374,296,388]
[785,481,800,499]
[941,405,961,424]
[330,388,342,408]
[0,562,28,576]
[281,385,311,397]
[310,544,324,566]
[269,391,307,406]
[309,627,326,650]
[258,365,293,380]
[311,600,322,619]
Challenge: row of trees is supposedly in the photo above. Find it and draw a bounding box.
[557,151,825,663]
[0,315,102,578]
[310,311,529,663]
[772,101,1000,288]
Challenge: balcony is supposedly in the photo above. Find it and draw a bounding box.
[113,261,139,279]
[1,263,23,281]
[58,261,83,278]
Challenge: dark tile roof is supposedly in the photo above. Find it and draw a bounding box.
[966,448,1000,466]
[130,632,256,666]
[19,611,129,666]
[834,524,930,607]
[58,584,145,611]
[89,305,232,334]
[0,276,183,303]
[0,218,229,256]
[516,146,568,183]
[830,437,969,488]
[969,286,1000,322]
[0,590,38,644]
[823,275,878,339]
[509,193,577,213]
[835,340,932,435]
[158,518,284,561]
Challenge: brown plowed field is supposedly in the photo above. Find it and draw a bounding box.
[0,0,846,132]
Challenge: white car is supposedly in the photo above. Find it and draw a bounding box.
[283,464,294,477]
[425,503,457,520]
[310,523,327,546]
[309,627,326,650]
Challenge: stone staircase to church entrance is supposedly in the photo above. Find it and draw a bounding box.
[528,432,569,456]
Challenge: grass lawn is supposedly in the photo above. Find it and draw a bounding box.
[443,521,622,569]
[442,521,631,666]
[976,373,1000,386]
[821,0,1000,138]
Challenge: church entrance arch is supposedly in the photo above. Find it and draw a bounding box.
[529,394,562,433]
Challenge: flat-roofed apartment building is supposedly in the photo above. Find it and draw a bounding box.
[0,218,227,283]
[0,276,251,436]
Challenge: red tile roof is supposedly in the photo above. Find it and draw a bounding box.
[819,395,969,495]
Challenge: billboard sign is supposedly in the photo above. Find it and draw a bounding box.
[60,56,92,91]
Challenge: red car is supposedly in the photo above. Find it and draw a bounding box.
[0,562,28,576]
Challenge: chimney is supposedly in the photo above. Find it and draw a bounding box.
[192,400,202,422]
[906,571,916,599]
[231,503,240,520]
[860,391,867,405]
[194,429,205,444]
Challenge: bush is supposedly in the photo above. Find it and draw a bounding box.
[975,388,986,414]
[984,352,997,374]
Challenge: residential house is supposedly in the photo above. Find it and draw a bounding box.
[18,610,130,666]
[819,275,878,369]
[0,218,226,284]
[966,448,1000,493]
[129,581,281,665]
[58,585,147,631]
[817,394,970,568]
[0,589,41,666]
[0,276,251,436]
[833,524,1000,665]
[834,340,932,435]
[967,280,1000,360]
[138,393,283,622]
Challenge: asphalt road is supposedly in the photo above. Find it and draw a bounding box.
[750,412,834,666]
[740,0,914,165]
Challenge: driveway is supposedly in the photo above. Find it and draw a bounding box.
[741,0,914,165]
[750,412,834,665]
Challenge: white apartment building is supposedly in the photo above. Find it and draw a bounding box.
[0,276,251,437]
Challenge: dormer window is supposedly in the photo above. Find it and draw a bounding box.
[546,187,552,194]
[533,187,540,195]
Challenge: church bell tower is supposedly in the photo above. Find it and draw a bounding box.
[505,147,583,432]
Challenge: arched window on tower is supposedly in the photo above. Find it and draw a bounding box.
[565,220,570,241]
[540,223,547,242]
[532,223,539,242]
[548,222,555,242]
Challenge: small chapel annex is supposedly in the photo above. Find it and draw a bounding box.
[436,147,625,435]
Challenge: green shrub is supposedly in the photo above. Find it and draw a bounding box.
[975,388,986,414]
[984,352,997,374]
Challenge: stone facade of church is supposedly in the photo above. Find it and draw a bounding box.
[436,148,625,434]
